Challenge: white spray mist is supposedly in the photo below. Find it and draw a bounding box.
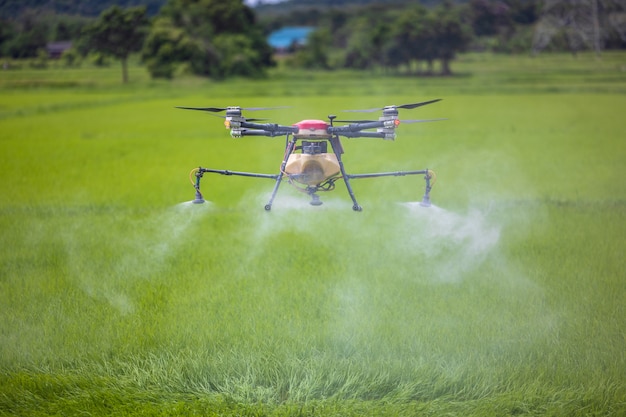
[61,202,212,314]
[400,203,501,283]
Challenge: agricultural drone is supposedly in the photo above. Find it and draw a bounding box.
[179,99,443,211]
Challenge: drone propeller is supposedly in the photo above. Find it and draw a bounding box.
[334,118,446,124]
[343,99,442,113]
[333,119,375,123]
[176,106,289,113]
[398,118,447,124]
[176,106,230,112]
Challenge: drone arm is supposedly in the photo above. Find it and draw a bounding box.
[337,131,387,139]
[346,169,430,179]
[241,121,299,134]
[330,120,400,139]
[197,167,279,179]
[329,121,385,135]
[231,122,298,138]
[347,169,435,207]
[238,129,286,138]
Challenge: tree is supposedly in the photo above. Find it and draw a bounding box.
[82,6,148,83]
[290,28,332,69]
[344,17,382,69]
[385,6,438,74]
[384,3,470,75]
[506,0,541,25]
[384,10,420,72]
[533,0,626,56]
[2,10,51,58]
[469,0,513,37]
[432,2,472,75]
[141,18,194,79]
[144,0,273,79]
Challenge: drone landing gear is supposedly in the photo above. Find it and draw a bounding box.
[264,171,285,211]
[339,176,362,211]
[191,167,280,208]
[346,169,435,209]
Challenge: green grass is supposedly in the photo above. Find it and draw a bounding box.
[0,52,625,416]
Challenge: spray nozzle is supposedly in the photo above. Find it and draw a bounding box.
[420,169,435,207]
[192,188,205,204]
[190,167,206,204]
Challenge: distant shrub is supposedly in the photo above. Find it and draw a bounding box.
[29,48,48,69]
[61,48,81,67]
[88,52,110,67]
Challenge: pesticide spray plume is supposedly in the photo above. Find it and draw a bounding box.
[60,201,212,315]
[399,202,502,283]
[324,199,557,366]
[13,190,556,392]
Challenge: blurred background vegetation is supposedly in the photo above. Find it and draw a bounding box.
[1,0,625,82]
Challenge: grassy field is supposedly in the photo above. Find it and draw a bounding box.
[0,52,625,416]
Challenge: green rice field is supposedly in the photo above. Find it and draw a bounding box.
[0,52,625,416]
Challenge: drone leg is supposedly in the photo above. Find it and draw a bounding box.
[265,137,297,211]
[341,172,362,211]
[265,173,284,211]
[330,137,362,211]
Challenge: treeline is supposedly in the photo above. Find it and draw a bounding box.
[1,0,624,81]
[263,0,625,74]
[0,1,164,59]
[0,0,273,81]
[0,0,166,17]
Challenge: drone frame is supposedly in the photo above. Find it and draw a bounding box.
[184,101,440,211]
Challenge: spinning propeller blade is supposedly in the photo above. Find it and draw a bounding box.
[176,106,229,112]
[176,106,290,112]
[334,119,377,123]
[243,106,291,111]
[396,99,442,109]
[334,118,446,124]
[343,99,442,113]
[400,118,447,124]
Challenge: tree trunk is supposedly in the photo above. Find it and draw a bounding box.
[121,57,128,83]
[591,0,601,58]
[427,59,434,75]
[441,58,451,76]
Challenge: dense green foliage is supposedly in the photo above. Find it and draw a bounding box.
[0,52,625,415]
[142,0,273,79]
[141,18,194,79]
[0,0,273,79]
[0,10,88,59]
